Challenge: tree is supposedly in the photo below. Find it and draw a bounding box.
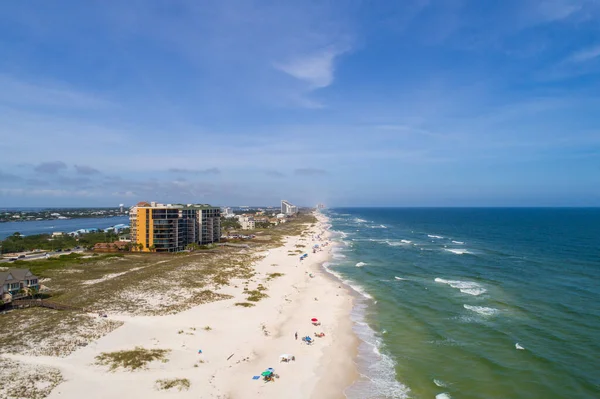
[149,245,156,252]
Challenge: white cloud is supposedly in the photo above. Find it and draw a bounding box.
[275,47,347,89]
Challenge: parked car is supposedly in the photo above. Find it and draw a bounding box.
[8,257,17,261]
[55,249,62,252]
[17,254,26,259]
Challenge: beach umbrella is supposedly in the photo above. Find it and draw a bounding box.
[311,318,318,322]
[261,371,273,376]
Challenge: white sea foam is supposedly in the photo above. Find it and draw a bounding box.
[435,278,487,296]
[444,248,469,255]
[333,253,347,259]
[322,263,373,300]
[434,379,448,388]
[356,262,367,267]
[395,276,405,281]
[516,343,525,350]
[355,218,368,223]
[452,240,464,244]
[401,239,412,244]
[386,241,404,246]
[345,302,411,399]
[463,304,499,316]
[428,234,444,239]
[436,393,452,399]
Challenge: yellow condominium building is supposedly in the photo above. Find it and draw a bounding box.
[130,201,221,252]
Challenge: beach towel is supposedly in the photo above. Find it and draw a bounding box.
[252,376,260,380]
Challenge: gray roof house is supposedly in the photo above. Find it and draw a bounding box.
[0,268,39,304]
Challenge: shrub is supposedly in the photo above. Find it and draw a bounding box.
[155,378,190,391]
[95,347,170,371]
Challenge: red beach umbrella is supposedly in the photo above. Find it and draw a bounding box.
[311,318,318,322]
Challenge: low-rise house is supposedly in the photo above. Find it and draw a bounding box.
[0,268,39,304]
[93,242,130,252]
[239,215,255,230]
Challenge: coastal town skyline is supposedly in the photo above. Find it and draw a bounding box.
[1,1,599,207]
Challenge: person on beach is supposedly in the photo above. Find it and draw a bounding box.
[295,332,298,340]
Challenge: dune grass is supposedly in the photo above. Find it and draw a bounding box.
[95,347,170,371]
[155,378,190,391]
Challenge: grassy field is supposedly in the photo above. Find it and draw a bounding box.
[0,358,63,399]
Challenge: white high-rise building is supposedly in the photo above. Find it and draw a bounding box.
[281,200,298,215]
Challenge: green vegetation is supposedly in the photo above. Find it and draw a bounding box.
[235,302,255,307]
[267,272,284,280]
[95,347,170,371]
[245,289,268,302]
[12,252,123,277]
[155,378,190,391]
[0,230,124,254]
[220,217,241,230]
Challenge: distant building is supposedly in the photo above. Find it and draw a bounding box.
[316,203,326,209]
[130,202,221,252]
[239,215,255,230]
[118,234,131,242]
[222,207,235,218]
[281,200,298,215]
[51,232,64,237]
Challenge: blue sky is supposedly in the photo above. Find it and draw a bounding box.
[0,0,599,207]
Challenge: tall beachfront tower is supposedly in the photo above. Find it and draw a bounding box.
[129,202,221,252]
[281,200,298,215]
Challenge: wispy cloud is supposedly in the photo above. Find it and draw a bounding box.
[167,167,220,175]
[294,168,327,176]
[74,165,100,175]
[567,44,600,63]
[34,161,67,174]
[276,47,348,90]
[0,74,113,109]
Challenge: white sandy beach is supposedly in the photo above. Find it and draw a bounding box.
[3,214,358,399]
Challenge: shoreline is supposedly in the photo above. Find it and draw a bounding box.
[1,212,360,399]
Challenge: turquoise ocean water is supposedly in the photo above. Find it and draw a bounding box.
[322,208,599,399]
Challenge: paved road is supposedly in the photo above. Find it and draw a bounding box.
[0,248,85,264]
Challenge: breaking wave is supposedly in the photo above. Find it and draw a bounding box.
[463,304,499,316]
[444,248,469,255]
[435,278,487,296]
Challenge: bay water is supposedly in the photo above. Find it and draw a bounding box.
[0,216,130,240]
[322,208,599,399]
